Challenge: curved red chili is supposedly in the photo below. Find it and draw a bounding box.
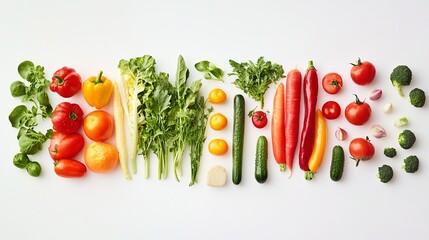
[299,61,318,171]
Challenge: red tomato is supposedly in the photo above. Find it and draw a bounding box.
[250,110,268,128]
[48,132,85,160]
[54,159,87,178]
[345,95,371,125]
[322,73,343,94]
[51,102,84,134]
[322,101,341,120]
[83,110,114,141]
[350,58,376,85]
[349,137,375,166]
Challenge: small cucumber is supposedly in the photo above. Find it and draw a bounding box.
[330,145,345,181]
[232,94,245,185]
[255,135,268,183]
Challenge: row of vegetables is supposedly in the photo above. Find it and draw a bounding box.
[8,56,425,185]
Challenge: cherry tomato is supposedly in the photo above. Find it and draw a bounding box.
[349,137,375,166]
[208,139,228,156]
[322,101,341,120]
[48,132,85,160]
[83,110,114,141]
[322,73,343,94]
[350,58,376,85]
[208,88,227,104]
[250,110,268,128]
[210,113,228,130]
[345,95,371,125]
[54,159,87,178]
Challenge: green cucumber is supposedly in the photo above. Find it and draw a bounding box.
[232,94,245,185]
[330,145,345,181]
[255,135,268,183]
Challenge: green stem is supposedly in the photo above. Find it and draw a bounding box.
[307,60,316,70]
[144,154,150,179]
[93,71,104,84]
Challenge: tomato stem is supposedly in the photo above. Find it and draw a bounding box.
[353,94,365,104]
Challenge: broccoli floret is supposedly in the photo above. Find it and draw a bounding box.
[384,147,397,158]
[409,88,426,108]
[402,155,419,173]
[377,165,393,183]
[398,129,416,149]
[390,65,412,97]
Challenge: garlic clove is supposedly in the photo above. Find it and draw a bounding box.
[371,124,387,138]
[383,102,393,113]
[369,89,382,101]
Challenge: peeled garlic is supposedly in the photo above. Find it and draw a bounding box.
[383,102,393,113]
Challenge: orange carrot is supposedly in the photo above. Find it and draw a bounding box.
[271,83,286,171]
[285,69,302,177]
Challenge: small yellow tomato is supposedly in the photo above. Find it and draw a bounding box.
[208,88,227,104]
[210,113,228,130]
[208,139,228,156]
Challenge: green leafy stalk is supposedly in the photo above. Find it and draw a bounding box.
[118,55,156,175]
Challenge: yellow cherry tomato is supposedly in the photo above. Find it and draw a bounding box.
[208,88,227,104]
[210,113,228,130]
[208,139,228,156]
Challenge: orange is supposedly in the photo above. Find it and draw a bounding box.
[208,139,228,156]
[84,142,119,173]
[210,113,228,130]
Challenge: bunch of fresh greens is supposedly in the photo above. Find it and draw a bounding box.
[172,56,212,184]
[229,57,284,108]
[195,60,224,82]
[119,55,210,183]
[8,60,53,177]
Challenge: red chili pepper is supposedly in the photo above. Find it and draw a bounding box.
[54,159,87,178]
[299,61,318,171]
[50,66,82,98]
[51,102,84,134]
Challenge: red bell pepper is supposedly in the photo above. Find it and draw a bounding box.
[51,102,84,134]
[48,132,85,160]
[50,66,82,98]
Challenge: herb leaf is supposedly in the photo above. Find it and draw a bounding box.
[229,56,284,108]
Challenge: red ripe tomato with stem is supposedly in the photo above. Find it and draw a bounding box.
[349,137,375,166]
[350,58,376,85]
[322,73,343,94]
[345,94,371,125]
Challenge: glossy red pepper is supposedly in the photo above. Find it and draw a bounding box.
[299,61,318,171]
[50,66,82,98]
[51,102,84,134]
[54,159,87,178]
[48,132,85,160]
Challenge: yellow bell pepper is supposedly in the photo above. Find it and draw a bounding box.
[83,71,113,109]
[305,109,327,180]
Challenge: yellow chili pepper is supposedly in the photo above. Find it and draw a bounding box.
[82,71,113,109]
[305,109,327,180]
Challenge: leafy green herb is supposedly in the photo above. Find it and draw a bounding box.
[18,128,53,155]
[195,60,224,82]
[9,61,53,176]
[188,97,212,186]
[229,57,284,108]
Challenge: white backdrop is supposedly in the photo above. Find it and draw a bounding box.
[1,0,428,239]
